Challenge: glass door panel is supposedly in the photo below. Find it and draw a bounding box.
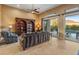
[65,15,79,42]
[50,17,58,38]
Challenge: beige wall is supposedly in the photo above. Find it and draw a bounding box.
[0,5,1,30]
[1,5,40,31]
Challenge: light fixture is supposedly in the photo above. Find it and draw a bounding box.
[9,25,12,28]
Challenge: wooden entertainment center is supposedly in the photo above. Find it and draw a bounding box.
[15,18,35,35]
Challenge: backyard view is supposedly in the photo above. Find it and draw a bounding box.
[50,18,58,37]
[65,15,79,42]
[50,15,79,42]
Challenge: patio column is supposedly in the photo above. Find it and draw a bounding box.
[58,14,65,40]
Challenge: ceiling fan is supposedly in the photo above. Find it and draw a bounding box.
[32,8,39,14]
[26,4,40,14]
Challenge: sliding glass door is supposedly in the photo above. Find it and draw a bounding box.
[65,9,79,42]
[42,19,50,32]
[42,16,58,38]
[50,17,58,37]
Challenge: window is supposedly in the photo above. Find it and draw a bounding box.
[65,14,79,42]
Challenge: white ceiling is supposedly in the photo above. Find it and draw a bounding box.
[6,4,60,14]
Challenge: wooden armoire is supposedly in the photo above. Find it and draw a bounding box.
[15,18,35,35]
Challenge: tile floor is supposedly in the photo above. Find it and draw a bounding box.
[0,37,79,55]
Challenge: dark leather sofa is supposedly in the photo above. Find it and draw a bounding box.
[1,31,18,44]
[20,32,50,50]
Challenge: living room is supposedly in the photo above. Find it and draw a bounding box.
[0,4,79,55]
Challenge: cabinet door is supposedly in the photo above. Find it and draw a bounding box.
[26,20,35,33]
[15,19,26,35]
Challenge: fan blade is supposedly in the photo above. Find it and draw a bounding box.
[34,10,39,13]
[33,9,39,13]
